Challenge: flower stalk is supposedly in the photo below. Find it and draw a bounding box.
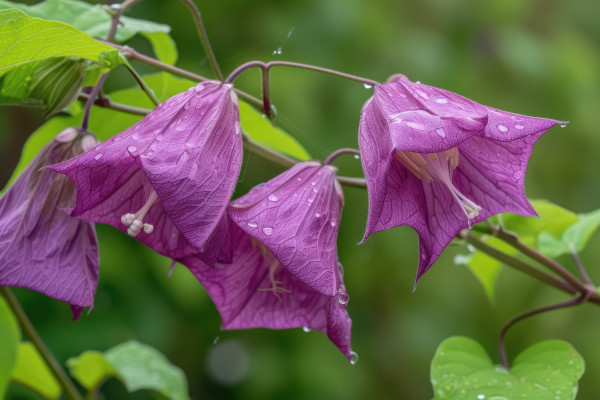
[498,294,587,369]
[0,287,83,400]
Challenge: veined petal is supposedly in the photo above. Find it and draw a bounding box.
[48,81,242,263]
[229,162,343,296]
[0,130,99,318]
[182,222,352,361]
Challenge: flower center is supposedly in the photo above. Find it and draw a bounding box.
[120,190,158,237]
[395,148,481,228]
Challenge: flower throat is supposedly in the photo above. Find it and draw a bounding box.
[395,148,481,228]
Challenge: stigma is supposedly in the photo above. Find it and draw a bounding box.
[251,238,291,301]
[395,147,481,228]
[120,190,159,237]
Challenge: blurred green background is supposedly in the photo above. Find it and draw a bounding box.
[2,0,600,398]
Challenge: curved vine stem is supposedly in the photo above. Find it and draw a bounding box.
[498,294,587,369]
[324,148,361,165]
[0,287,83,400]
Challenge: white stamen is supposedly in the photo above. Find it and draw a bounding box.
[395,147,481,228]
[120,190,159,237]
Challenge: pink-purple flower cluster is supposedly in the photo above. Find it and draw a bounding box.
[0,74,562,360]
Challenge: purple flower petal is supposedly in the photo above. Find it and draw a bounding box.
[0,129,99,318]
[48,81,242,264]
[229,162,344,296]
[359,74,565,284]
[182,221,352,361]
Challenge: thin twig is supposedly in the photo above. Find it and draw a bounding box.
[488,223,589,294]
[498,294,587,369]
[0,287,83,400]
[569,243,593,286]
[78,93,152,116]
[177,0,223,80]
[459,230,579,296]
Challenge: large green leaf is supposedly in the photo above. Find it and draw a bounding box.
[10,342,61,400]
[0,9,117,73]
[0,295,19,399]
[0,0,169,43]
[67,350,116,392]
[238,100,311,160]
[431,336,584,400]
[142,32,178,65]
[105,341,190,400]
[454,236,516,300]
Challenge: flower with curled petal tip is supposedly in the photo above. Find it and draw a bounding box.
[229,161,345,296]
[359,74,566,285]
[48,81,242,265]
[0,128,99,319]
[181,219,353,361]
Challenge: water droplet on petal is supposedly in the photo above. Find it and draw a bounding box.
[302,327,311,333]
[184,103,190,110]
[560,124,567,128]
[268,194,279,202]
[315,212,321,218]
[311,181,316,186]
[338,292,349,305]
[515,124,524,130]
[496,124,508,133]
[415,89,429,99]
[262,227,274,236]
[247,221,258,228]
[406,121,424,130]
[434,96,448,104]
[330,220,337,227]
[127,146,137,153]
[421,253,426,260]
[94,153,103,160]
[435,127,446,137]
[350,351,359,365]
[363,83,373,89]
[297,177,302,181]
[194,84,204,92]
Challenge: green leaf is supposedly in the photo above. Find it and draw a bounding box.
[67,350,116,391]
[238,100,311,160]
[562,208,600,253]
[454,236,516,300]
[537,208,600,259]
[497,200,579,248]
[105,341,190,400]
[431,336,584,400]
[0,295,20,399]
[0,9,116,73]
[0,57,87,116]
[142,32,178,65]
[10,342,61,400]
[0,0,170,43]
